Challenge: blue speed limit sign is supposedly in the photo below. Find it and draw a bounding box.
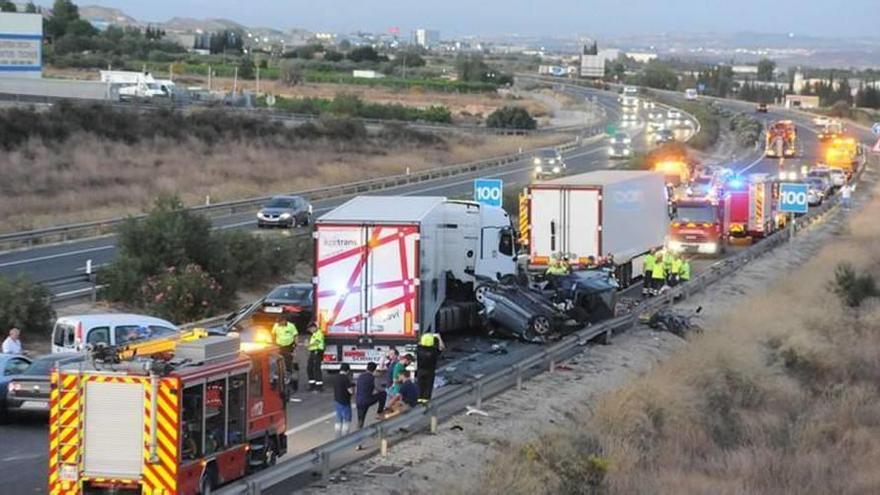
[474,179,503,207]
[779,182,809,214]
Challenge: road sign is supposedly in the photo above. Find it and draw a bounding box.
[474,179,503,207]
[697,83,706,92]
[872,122,880,135]
[605,124,617,135]
[266,94,276,107]
[778,182,809,214]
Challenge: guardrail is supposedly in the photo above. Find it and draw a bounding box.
[5,128,605,253]
[216,155,869,495]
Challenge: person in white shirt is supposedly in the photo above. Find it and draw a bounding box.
[840,182,853,209]
[2,328,23,354]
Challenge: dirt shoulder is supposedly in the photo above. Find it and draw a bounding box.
[299,164,875,495]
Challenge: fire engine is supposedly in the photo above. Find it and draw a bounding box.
[48,333,288,495]
[765,120,797,158]
[667,197,727,256]
[723,174,782,241]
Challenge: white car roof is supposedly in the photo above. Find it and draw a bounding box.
[55,313,178,328]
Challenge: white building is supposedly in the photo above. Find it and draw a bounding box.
[626,52,658,63]
[0,13,42,79]
[414,28,440,48]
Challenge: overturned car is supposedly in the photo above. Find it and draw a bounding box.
[480,270,619,343]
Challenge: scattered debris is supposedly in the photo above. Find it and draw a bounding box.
[644,306,704,337]
[364,465,408,477]
[465,406,489,417]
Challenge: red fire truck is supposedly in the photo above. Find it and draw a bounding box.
[48,334,288,495]
[666,198,727,256]
[723,174,782,241]
[765,120,797,158]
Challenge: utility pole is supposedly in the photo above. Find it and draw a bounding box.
[208,65,212,90]
[256,65,260,94]
[233,66,238,94]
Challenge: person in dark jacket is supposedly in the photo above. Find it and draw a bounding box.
[416,332,444,403]
[355,361,386,428]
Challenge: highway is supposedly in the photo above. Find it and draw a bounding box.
[1,86,871,495]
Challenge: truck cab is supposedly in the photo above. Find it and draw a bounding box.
[667,199,726,255]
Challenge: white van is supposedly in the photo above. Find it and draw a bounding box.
[51,314,179,353]
[685,88,698,100]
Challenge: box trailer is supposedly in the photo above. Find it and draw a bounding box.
[314,196,517,370]
[523,171,668,287]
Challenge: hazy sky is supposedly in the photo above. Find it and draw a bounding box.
[54,1,877,38]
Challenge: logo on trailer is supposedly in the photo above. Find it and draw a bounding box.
[474,179,503,207]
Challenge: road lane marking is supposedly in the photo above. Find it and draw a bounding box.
[0,245,114,268]
[286,412,336,435]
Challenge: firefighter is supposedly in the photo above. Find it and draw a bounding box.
[643,250,656,296]
[306,324,325,391]
[416,332,444,403]
[651,253,666,295]
[272,316,299,394]
[680,257,691,283]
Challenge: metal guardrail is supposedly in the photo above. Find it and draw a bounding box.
[216,156,868,495]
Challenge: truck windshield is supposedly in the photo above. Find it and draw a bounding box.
[675,206,716,223]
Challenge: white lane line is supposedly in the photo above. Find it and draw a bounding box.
[0,245,114,268]
[286,412,336,435]
[739,152,769,173]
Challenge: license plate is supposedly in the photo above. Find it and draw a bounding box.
[342,347,388,363]
[20,401,48,410]
[264,306,283,314]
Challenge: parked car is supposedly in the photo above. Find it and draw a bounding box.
[805,177,831,204]
[655,129,675,145]
[807,167,836,191]
[532,148,566,179]
[51,314,179,353]
[257,195,313,228]
[3,353,84,421]
[0,354,32,423]
[806,184,823,206]
[756,103,768,113]
[259,283,314,329]
[827,168,847,187]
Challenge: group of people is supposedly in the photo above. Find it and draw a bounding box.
[643,249,691,296]
[270,315,326,395]
[545,253,616,277]
[330,332,445,437]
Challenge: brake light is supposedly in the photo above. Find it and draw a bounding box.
[75,322,83,343]
[703,223,713,228]
[282,305,303,313]
[672,222,681,228]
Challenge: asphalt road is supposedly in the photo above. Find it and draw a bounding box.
[3,89,868,495]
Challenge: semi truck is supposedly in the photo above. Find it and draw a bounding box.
[765,120,797,158]
[724,174,781,240]
[313,196,517,370]
[667,197,727,255]
[48,334,288,495]
[522,171,668,288]
[823,137,860,177]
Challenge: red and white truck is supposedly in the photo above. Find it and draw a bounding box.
[667,198,727,255]
[314,196,517,370]
[765,120,797,158]
[522,171,668,287]
[723,174,781,240]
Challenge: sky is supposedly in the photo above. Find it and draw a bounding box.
[46,1,878,38]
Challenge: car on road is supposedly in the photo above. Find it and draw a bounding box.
[654,129,676,145]
[756,103,768,113]
[807,167,837,189]
[51,314,180,354]
[666,109,683,123]
[257,195,313,228]
[258,283,314,329]
[532,148,566,179]
[812,115,832,127]
[608,142,633,159]
[609,132,631,145]
[647,110,666,129]
[0,353,32,423]
[3,353,83,421]
[622,111,638,122]
[827,168,847,187]
[805,176,832,203]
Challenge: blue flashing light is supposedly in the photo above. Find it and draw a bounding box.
[727,176,745,189]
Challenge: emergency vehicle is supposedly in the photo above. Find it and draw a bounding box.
[723,174,782,241]
[765,120,797,158]
[823,137,860,177]
[48,333,288,495]
[667,198,727,256]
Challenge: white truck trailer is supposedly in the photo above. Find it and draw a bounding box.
[522,171,668,287]
[314,196,517,370]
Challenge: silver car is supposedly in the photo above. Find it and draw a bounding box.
[257,195,313,228]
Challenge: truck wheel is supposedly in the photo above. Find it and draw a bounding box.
[199,469,215,495]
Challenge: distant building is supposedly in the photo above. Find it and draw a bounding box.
[731,65,759,75]
[579,43,604,79]
[597,49,621,63]
[414,28,440,48]
[352,70,384,79]
[0,13,42,79]
[626,52,658,63]
[784,94,819,109]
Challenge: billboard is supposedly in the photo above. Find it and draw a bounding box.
[580,54,604,78]
[0,13,42,78]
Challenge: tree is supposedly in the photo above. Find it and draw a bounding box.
[323,49,344,62]
[279,59,302,86]
[348,45,380,63]
[640,60,679,90]
[0,1,17,12]
[46,0,86,39]
[757,58,776,82]
[0,276,55,342]
[238,56,255,79]
[486,106,537,130]
[24,2,38,13]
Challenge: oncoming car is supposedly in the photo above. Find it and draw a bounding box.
[532,148,566,179]
[257,195,313,228]
[609,142,632,159]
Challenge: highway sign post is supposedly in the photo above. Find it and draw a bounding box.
[779,182,809,214]
[872,122,880,135]
[474,179,503,207]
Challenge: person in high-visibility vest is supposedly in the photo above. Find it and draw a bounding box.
[643,251,656,296]
[651,254,667,295]
[306,324,325,391]
[670,255,683,287]
[416,332,445,403]
[680,258,691,283]
[272,317,299,394]
[545,255,568,276]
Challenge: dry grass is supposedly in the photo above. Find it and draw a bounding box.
[480,176,880,494]
[0,132,567,232]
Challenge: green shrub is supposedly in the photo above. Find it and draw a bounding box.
[486,106,537,130]
[140,264,225,323]
[0,276,55,343]
[830,262,877,308]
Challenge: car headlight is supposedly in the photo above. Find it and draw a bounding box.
[533,158,541,165]
[257,212,265,219]
[280,213,292,219]
[535,166,543,172]
[548,159,556,164]
[553,166,561,173]
[623,149,630,155]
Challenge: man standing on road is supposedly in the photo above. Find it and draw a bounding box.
[332,363,354,437]
[651,253,667,295]
[841,181,853,209]
[2,328,22,355]
[355,362,387,428]
[680,257,692,284]
[306,324,325,391]
[416,332,444,403]
[643,250,656,296]
[272,316,299,394]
